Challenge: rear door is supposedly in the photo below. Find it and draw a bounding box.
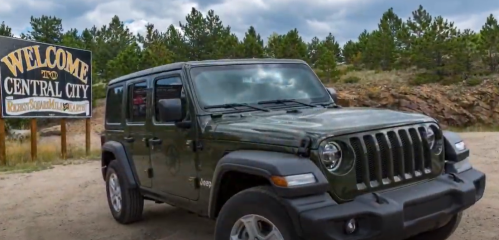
[124,79,153,188]
[104,84,125,144]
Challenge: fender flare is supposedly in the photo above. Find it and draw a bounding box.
[207,150,329,219]
[443,131,469,162]
[101,141,138,188]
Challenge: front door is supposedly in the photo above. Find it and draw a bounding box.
[148,73,199,200]
[124,79,152,188]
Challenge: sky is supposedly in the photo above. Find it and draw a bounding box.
[1,0,499,45]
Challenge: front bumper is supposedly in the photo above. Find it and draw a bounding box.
[289,168,486,240]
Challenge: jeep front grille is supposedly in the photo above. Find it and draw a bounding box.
[350,126,433,190]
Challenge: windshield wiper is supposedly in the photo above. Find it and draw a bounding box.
[319,102,341,108]
[204,103,270,112]
[257,99,317,107]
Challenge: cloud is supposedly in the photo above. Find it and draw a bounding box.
[1,0,498,45]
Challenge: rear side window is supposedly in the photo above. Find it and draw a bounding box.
[128,81,147,123]
[106,86,124,123]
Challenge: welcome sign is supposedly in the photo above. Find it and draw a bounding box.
[0,36,92,118]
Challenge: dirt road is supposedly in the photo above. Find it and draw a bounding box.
[0,132,498,240]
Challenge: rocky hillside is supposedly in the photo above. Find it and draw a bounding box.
[335,80,499,128]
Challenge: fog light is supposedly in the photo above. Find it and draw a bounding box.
[344,218,357,234]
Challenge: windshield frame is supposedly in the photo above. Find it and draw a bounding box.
[187,62,333,114]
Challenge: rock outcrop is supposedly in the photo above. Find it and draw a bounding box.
[335,80,499,128]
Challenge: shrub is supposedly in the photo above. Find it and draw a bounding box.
[441,76,462,85]
[465,78,483,86]
[6,119,30,130]
[92,83,107,107]
[409,73,441,85]
[342,76,361,84]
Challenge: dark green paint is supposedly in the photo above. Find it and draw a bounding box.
[103,59,442,216]
[202,107,435,149]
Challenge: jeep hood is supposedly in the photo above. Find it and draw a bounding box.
[202,107,436,149]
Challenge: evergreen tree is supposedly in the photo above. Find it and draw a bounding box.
[239,26,265,58]
[22,15,63,44]
[316,44,337,82]
[479,14,499,72]
[0,21,13,37]
[307,36,321,66]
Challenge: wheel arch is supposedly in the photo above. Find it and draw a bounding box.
[101,141,138,188]
[207,150,329,219]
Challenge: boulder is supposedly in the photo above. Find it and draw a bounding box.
[39,125,62,137]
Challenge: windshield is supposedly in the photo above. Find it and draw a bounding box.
[189,63,331,109]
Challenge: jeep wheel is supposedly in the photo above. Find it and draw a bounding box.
[407,212,463,240]
[105,160,144,224]
[214,186,298,240]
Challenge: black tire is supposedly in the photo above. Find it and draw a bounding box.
[105,160,144,224]
[407,212,463,240]
[214,186,299,240]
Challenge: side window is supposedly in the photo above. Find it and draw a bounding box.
[128,81,147,123]
[105,86,123,124]
[154,77,183,122]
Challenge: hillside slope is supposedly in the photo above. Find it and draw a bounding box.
[336,80,499,127]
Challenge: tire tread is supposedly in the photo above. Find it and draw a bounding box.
[106,160,144,224]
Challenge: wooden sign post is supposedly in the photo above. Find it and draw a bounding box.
[61,119,67,160]
[86,118,91,156]
[0,98,5,165]
[30,119,37,161]
[0,118,5,166]
[0,36,93,165]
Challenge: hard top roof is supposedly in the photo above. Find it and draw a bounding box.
[107,58,307,85]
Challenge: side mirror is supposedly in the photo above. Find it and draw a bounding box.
[158,99,184,123]
[326,87,338,103]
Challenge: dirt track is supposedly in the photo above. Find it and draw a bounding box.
[0,132,498,240]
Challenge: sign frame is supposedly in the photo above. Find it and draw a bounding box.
[0,36,93,119]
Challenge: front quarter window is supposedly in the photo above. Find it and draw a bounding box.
[189,63,330,108]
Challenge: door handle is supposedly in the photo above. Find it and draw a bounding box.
[124,136,134,143]
[149,138,162,145]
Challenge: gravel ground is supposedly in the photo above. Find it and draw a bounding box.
[0,132,498,240]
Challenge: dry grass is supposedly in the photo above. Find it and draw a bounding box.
[337,67,424,85]
[0,137,100,173]
[446,125,499,132]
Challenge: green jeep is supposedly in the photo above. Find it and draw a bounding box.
[101,59,486,240]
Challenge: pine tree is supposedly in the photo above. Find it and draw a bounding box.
[307,37,321,66]
[22,15,63,44]
[479,14,499,72]
[0,21,13,37]
[239,26,265,58]
[316,44,337,83]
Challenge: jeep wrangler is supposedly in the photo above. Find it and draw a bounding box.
[101,59,486,240]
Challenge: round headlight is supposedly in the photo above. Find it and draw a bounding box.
[426,127,435,149]
[320,142,342,171]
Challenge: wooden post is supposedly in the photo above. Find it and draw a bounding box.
[0,101,5,165]
[30,119,37,161]
[0,118,5,166]
[85,118,91,156]
[61,119,67,160]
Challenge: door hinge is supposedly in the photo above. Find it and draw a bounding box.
[147,168,154,178]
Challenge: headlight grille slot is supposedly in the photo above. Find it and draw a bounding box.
[350,125,437,190]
